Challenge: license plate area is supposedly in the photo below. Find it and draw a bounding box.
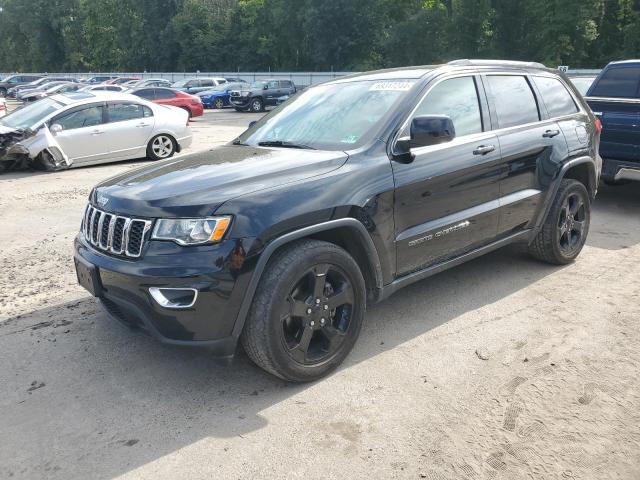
[74,256,102,297]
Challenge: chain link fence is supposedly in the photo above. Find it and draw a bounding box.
[0,71,353,88]
[0,69,602,87]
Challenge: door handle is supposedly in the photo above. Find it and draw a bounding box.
[91,130,104,135]
[473,145,495,155]
[543,129,561,138]
[136,123,150,128]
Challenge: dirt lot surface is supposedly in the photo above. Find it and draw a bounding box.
[1,108,639,480]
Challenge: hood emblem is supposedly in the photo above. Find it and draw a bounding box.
[96,193,109,207]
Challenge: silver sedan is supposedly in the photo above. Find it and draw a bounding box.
[0,91,192,171]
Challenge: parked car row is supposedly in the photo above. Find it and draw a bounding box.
[1,74,303,112]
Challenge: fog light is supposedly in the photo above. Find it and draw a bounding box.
[149,287,198,309]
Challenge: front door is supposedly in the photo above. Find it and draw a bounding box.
[264,80,281,106]
[50,103,110,163]
[392,75,502,276]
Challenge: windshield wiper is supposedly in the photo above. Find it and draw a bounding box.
[257,140,316,150]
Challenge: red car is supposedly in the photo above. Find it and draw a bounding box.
[131,87,204,118]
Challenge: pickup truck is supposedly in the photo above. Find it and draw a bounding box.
[586,60,640,184]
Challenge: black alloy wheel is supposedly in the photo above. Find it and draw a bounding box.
[529,179,590,264]
[241,239,366,382]
[557,191,587,257]
[281,263,354,365]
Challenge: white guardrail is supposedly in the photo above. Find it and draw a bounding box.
[0,69,601,87]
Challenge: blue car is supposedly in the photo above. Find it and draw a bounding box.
[197,82,245,109]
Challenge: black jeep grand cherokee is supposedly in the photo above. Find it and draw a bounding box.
[75,60,601,382]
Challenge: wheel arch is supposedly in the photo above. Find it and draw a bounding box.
[562,160,597,199]
[532,156,597,238]
[231,218,383,340]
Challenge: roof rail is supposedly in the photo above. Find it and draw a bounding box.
[448,59,547,69]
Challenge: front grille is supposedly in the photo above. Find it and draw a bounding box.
[82,205,152,258]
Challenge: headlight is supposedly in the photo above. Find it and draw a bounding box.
[152,217,231,245]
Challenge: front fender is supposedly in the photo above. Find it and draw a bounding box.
[229,218,383,340]
[21,127,71,166]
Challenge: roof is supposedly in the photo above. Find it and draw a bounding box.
[50,91,144,105]
[607,59,640,66]
[328,59,554,85]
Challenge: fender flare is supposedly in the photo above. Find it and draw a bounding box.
[533,156,597,236]
[231,218,384,339]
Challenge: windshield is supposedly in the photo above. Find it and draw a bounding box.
[236,79,415,151]
[0,98,63,130]
[173,79,190,87]
[250,81,267,89]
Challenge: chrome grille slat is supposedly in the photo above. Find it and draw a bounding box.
[97,213,107,248]
[106,216,116,251]
[82,204,152,258]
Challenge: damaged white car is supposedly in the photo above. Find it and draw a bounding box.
[0,91,192,172]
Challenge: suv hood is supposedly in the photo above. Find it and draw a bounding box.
[94,145,349,217]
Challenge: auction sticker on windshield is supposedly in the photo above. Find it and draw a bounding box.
[369,81,415,91]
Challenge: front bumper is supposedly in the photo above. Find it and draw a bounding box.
[230,96,250,108]
[74,233,256,358]
[602,157,640,182]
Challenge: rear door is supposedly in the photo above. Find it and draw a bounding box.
[393,75,502,275]
[532,74,589,155]
[102,102,155,160]
[483,73,569,236]
[587,64,640,162]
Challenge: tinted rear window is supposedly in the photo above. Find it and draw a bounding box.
[533,76,578,118]
[589,66,640,98]
[487,75,540,128]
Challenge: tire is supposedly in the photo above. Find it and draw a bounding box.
[250,97,264,112]
[214,98,225,109]
[146,134,176,161]
[33,150,67,172]
[528,179,590,265]
[241,239,366,382]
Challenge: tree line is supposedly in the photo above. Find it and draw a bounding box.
[0,0,638,73]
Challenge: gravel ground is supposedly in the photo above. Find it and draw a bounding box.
[1,109,639,480]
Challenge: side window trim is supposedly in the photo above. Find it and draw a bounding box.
[482,72,544,131]
[105,101,146,123]
[397,74,487,140]
[532,74,584,120]
[50,103,106,129]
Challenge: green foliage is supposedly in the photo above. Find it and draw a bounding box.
[0,0,638,72]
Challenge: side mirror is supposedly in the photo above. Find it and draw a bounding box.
[248,121,257,128]
[263,84,268,90]
[50,123,63,135]
[410,115,455,148]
